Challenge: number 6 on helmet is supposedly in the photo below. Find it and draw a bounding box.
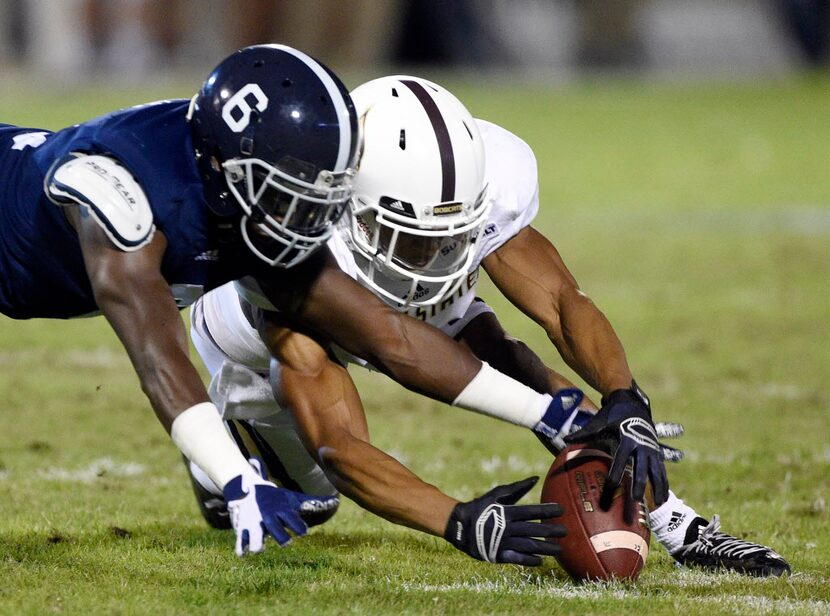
[188,44,360,267]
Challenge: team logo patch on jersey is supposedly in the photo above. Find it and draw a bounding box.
[12,132,48,150]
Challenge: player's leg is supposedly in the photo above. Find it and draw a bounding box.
[452,300,790,577]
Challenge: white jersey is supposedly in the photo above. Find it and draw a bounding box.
[199,120,540,377]
[331,119,538,331]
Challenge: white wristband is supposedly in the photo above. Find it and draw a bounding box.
[452,362,552,429]
[170,402,253,490]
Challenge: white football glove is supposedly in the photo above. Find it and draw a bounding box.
[222,458,339,556]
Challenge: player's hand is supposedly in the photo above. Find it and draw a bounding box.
[533,388,685,463]
[223,458,339,556]
[564,381,670,506]
[444,476,565,566]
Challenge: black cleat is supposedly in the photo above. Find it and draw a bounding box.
[184,456,232,530]
[672,515,791,577]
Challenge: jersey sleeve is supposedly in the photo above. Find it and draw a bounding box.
[472,119,540,267]
[45,153,155,251]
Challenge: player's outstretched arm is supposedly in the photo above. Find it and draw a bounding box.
[482,226,669,504]
[71,207,312,555]
[265,317,565,562]
[482,226,632,396]
[455,310,684,463]
[259,251,482,402]
[262,313,457,535]
[257,252,559,430]
[70,206,208,427]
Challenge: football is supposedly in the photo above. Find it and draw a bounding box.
[541,444,650,581]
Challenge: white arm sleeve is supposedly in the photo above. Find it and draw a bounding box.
[171,402,256,490]
[452,362,552,429]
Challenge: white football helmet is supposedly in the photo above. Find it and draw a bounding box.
[345,75,491,308]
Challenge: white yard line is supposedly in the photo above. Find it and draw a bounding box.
[37,457,145,483]
[396,569,830,613]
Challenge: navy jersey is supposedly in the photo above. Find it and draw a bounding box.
[0,101,256,319]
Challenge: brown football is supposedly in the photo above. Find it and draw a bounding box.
[541,444,650,581]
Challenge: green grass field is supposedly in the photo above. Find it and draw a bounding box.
[0,72,828,615]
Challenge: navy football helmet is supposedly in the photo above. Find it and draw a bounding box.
[188,44,360,266]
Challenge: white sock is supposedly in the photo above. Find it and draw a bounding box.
[649,490,704,554]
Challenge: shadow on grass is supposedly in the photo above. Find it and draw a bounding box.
[0,523,583,595]
[0,524,435,566]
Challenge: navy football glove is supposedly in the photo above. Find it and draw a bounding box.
[533,388,591,454]
[534,388,685,463]
[444,476,565,566]
[564,381,670,506]
[223,458,339,556]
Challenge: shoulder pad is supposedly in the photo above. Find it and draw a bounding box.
[46,154,155,251]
